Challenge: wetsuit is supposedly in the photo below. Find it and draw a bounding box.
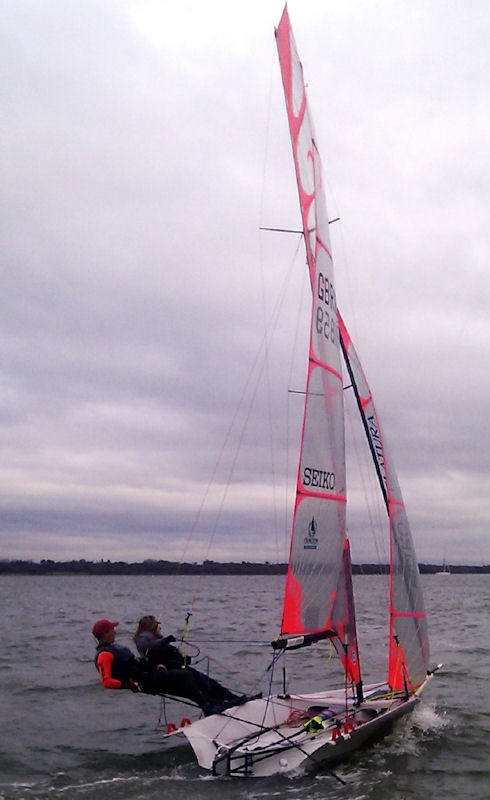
[135,631,242,706]
[94,642,215,712]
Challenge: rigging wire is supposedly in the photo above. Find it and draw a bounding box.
[159,238,304,627]
[159,52,304,622]
[258,45,282,566]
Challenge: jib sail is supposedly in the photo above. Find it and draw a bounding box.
[338,312,429,690]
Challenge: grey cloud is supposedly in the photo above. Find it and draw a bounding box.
[1,1,488,565]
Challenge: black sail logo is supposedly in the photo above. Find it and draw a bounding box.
[304,517,319,550]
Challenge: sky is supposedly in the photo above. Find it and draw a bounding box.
[1,0,489,566]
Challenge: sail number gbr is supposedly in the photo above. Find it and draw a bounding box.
[316,272,337,344]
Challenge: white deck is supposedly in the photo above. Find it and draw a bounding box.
[181,678,431,777]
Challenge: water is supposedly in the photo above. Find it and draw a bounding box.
[0,573,488,799]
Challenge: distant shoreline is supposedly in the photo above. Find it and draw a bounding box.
[0,559,488,575]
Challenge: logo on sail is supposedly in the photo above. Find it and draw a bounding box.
[304,517,319,550]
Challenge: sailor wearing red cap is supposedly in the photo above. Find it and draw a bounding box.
[93,619,141,691]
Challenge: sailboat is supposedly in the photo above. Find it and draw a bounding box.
[180,6,438,777]
[436,557,451,575]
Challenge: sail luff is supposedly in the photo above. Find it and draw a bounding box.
[338,312,429,690]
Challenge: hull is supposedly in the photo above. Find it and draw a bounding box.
[182,678,431,777]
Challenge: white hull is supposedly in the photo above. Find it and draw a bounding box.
[182,677,431,777]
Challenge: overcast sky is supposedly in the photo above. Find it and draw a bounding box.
[1,0,488,566]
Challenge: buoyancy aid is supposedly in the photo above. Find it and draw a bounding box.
[135,632,185,669]
[95,643,140,683]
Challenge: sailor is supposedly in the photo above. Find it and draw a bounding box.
[93,619,141,692]
[134,615,260,708]
[92,618,226,715]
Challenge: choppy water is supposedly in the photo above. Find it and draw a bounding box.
[0,573,488,799]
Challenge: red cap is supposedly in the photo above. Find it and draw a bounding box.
[92,619,119,638]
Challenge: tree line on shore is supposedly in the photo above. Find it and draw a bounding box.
[0,559,487,575]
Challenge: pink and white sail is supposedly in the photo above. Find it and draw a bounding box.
[275,7,359,686]
[338,313,429,690]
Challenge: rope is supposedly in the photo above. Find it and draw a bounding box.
[155,695,166,730]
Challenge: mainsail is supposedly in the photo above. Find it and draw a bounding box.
[338,313,429,690]
[275,7,353,672]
